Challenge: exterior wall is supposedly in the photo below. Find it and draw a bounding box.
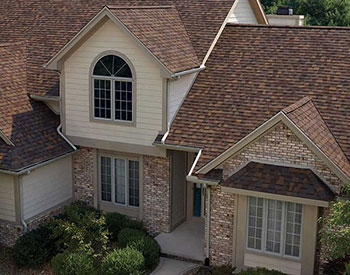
[63,19,164,148]
[228,0,258,24]
[208,122,342,273]
[267,15,304,26]
[0,173,16,222]
[21,156,73,221]
[143,155,171,235]
[73,147,96,206]
[168,72,197,124]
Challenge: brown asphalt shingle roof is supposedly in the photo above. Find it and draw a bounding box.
[0,42,74,172]
[283,97,350,178]
[0,0,234,97]
[222,161,335,201]
[110,6,200,73]
[166,24,350,175]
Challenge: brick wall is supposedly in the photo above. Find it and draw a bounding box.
[72,147,95,205]
[208,122,343,269]
[143,155,171,235]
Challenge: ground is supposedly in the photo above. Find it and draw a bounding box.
[0,245,52,275]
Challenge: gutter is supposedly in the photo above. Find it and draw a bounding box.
[30,94,60,102]
[171,64,206,78]
[57,124,77,151]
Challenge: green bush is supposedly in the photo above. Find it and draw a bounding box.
[118,228,160,269]
[101,247,145,275]
[49,202,108,258]
[105,212,144,241]
[239,267,286,275]
[51,250,97,275]
[14,225,57,267]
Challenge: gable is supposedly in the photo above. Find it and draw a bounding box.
[229,0,258,24]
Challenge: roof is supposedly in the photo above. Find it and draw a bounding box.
[0,42,74,172]
[166,24,350,175]
[0,0,234,97]
[222,161,335,202]
[109,6,200,74]
[283,97,350,178]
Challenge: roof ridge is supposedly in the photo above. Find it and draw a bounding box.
[226,22,350,31]
[282,96,312,114]
[107,5,175,10]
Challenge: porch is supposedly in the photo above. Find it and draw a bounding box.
[155,219,205,262]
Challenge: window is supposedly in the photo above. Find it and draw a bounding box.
[92,55,133,122]
[100,156,140,207]
[247,196,303,258]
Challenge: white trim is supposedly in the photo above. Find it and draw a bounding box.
[222,187,329,207]
[0,130,15,146]
[188,149,202,177]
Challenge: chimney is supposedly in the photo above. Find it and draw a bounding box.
[266,6,304,26]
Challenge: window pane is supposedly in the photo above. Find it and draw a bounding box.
[247,196,263,250]
[115,159,126,204]
[94,79,111,119]
[115,81,132,122]
[129,160,139,207]
[101,157,111,202]
[285,202,302,257]
[265,200,282,254]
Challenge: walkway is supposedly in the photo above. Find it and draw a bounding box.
[151,257,198,275]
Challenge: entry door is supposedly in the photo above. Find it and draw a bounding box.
[193,184,202,217]
[171,151,187,229]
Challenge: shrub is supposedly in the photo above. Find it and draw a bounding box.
[14,225,57,267]
[118,228,160,269]
[105,212,145,241]
[51,250,97,275]
[239,267,286,275]
[50,202,108,258]
[323,255,350,275]
[101,247,145,275]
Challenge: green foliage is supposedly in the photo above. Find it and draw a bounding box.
[261,0,350,26]
[239,267,285,275]
[118,228,160,269]
[211,265,236,275]
[14,225,58,267]
[49,201,109,258]
[105,212,144,241]
[51,250,97,275]
[101,247,145,275]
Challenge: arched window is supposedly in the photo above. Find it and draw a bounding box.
[92,55,133,122]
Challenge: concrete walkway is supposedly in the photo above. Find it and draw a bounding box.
[151,257,198,275]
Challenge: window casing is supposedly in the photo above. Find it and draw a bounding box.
[92,55,134,123]
[100,156,140,207]
[246,196,303,258]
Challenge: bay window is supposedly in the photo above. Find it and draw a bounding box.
[247,196,303,258]
[100,156,139,207]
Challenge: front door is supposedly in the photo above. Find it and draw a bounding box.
[193,184,202,217]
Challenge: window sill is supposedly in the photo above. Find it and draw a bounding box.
[245,248,302,263]
[99,201,140,218]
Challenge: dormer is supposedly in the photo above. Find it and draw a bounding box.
[46,6,202,156]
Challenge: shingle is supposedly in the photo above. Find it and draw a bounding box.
[222,162,335,201]
[110,6,200,73]
[166,24,350,174]
[0,0,234,98]
[0,42,74,172]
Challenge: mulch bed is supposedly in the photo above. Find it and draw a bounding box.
[0,245,53,275]
[184,266,212,275]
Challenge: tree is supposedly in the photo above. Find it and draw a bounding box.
[319,183,350,273]
[261,0,350,26]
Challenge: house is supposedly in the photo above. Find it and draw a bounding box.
[0,0,349,274]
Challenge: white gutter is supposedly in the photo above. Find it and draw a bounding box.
[57,125,77,151]
[30,94,60,102]
[171,64,206,78]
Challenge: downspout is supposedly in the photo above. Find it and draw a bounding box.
[57,125,77,151]
[205,184,211,266]
[161,78,171,144]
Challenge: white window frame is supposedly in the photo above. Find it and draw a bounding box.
[99,155,140,208]
[246,196,303,260]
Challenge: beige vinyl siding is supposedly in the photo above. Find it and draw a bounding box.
[64,19,164,147]
[229,0,258,24]
[22,156,73,220]
[168,72,197,124]
[0,174,16,222]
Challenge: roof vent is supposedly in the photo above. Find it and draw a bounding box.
[276,7,293,16]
